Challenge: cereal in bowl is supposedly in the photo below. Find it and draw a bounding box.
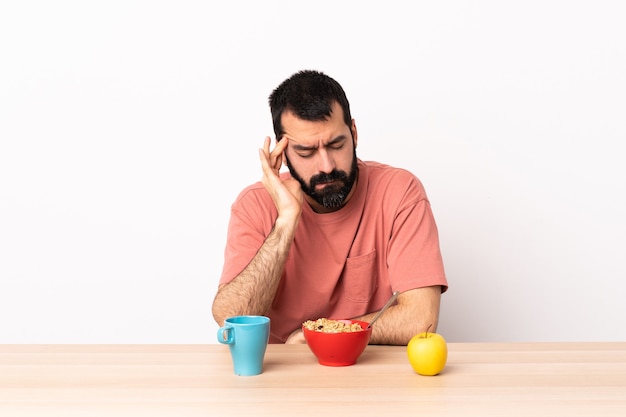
[302,318,364,333]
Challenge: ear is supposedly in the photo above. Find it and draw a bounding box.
[351,119,358,149]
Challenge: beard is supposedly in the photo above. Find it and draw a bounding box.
[285,149,358,209]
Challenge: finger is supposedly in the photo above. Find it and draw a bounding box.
[260,137,288,174]
[273,137,289,153]
[261,136,271,155]
[258,147,272,174]
[271,138,288,169]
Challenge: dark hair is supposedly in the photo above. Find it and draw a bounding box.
[269,70,352,140]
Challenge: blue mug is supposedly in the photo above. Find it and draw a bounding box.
[217,315,270,376]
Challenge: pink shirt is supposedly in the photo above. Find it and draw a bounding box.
[219,160,448,343]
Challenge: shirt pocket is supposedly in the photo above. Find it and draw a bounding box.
[341,249,378,303]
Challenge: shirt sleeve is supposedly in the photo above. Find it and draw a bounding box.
[386,174,448,293]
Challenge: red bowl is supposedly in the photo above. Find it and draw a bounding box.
[302,319,371,366]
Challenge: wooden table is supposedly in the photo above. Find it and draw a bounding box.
[1,343,625,416]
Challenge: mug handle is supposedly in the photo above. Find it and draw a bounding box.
[217,325,235,344]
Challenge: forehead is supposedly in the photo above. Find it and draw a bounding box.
[281,102,349,145]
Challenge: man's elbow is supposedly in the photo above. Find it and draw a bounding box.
[211,288,228,326]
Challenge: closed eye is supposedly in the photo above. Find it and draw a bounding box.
[327,136,347,150]
[291,135,348,157]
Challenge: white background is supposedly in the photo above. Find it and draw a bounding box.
[1,1,625,343]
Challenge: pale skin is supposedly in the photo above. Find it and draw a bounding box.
[211,102,442,345]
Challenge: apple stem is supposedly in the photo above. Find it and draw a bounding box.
[426,323,432,337]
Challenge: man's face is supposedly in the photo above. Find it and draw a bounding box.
[281,102,359,213]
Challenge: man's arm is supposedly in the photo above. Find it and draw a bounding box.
[354,174,446,345]
[212,217,296,325]
[212,137,303,326]
[285,286,442,345]
[355,286,442,345]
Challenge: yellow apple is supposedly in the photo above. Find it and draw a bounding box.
[407,330,447,376]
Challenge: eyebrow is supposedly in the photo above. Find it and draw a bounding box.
[290,135,348,151]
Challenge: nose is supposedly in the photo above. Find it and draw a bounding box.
[316,148,335,174]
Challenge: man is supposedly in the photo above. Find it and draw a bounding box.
[212,70,448,344]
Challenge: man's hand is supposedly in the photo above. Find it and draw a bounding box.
[259,137,303,222]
